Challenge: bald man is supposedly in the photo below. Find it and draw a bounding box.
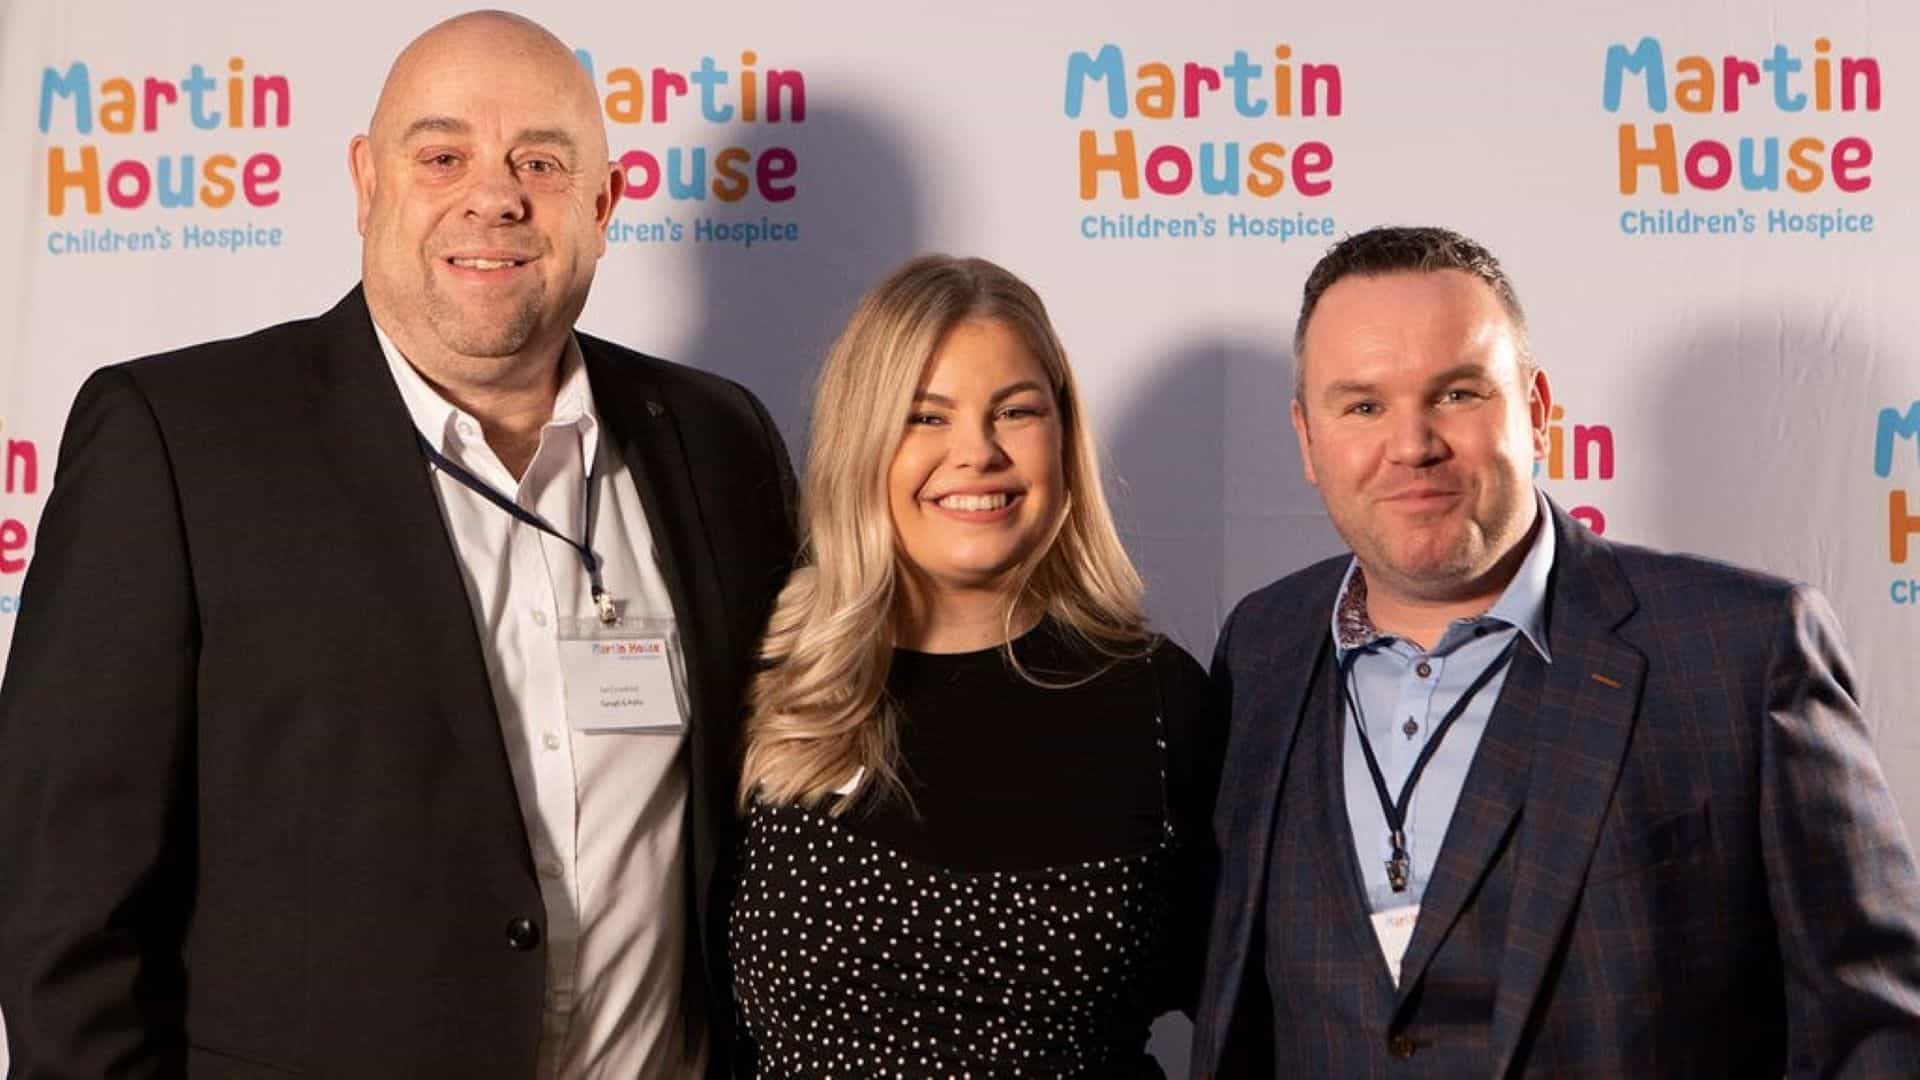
[0,12,795,1077]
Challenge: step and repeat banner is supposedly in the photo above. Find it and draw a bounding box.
[0,0,1914,1058]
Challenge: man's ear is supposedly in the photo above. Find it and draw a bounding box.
[1527,364,1553,463]
[348,135,376,237]
[1291,398,1318,488]
[592,160,624,255]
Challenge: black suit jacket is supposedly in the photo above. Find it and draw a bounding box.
[0,289,796,1077]
[1194,502,1920,1077]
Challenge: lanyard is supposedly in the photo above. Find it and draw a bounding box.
[1337,634,1520,893]
[414,430,618,625]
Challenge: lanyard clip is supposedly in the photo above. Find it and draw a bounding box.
[1387,829,1411,893]
[593,588,618,626]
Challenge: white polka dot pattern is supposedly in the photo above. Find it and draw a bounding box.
[729,732,1179,1076]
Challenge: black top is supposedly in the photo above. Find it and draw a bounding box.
[730,621,1224,1078]
[860,620,1218,871]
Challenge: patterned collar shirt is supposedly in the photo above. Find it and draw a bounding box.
[1332,494,1557,914]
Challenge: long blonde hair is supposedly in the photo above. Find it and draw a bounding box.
[739,254,1148,814]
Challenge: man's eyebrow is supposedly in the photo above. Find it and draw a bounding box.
[397,120,579,156]
[1320,378,1377,399]
[513,128,580,153]
[1428,362,1500,385]
[1320,364,1499,400]
[401,116,470,141]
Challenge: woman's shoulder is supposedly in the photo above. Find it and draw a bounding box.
[1143,634,1226,824]
[1146,634,1210,690]
[1141,636,1214,728]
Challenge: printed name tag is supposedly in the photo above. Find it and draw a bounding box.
[556,619,687,732]
[1370,904,1420,986]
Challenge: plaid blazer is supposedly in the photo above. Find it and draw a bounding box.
[1191,501,1920,1078]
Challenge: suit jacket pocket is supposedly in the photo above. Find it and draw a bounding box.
[1586,802,1712,885]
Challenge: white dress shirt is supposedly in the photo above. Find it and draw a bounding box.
[375,322,705,1079]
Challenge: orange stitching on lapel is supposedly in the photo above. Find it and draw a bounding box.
[1590,672,1623,689]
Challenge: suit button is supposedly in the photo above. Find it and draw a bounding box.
[1389,1034,1416,1059]
[506,917,542,950]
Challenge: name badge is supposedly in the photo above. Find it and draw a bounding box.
[1370,904,1420,986]
[556,616,687,733]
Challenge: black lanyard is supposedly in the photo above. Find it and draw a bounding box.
[414,430,617,624]
[1337,634,1520,894]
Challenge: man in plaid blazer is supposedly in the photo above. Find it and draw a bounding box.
[1193,226,1920,1077]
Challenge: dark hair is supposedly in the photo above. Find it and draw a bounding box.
[1293,226,1532,403]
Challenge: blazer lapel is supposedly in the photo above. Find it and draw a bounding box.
[583,352,727,706]
[582,347,735,953]
[302,288,528,855]
[1389,642,1542,999]
[1202,568,1341,1062]
[1309,655,1403,999]
[1486,505,1647,1076]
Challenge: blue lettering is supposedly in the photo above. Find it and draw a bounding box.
[1197,142,1239,195]
[1065,45,1126,118]
[692,56,732,122]
[1765,44,1806,111]
[665,147,705,200]
[39,62,92,134]
[1603,37,1667,113]
[1224,50,1265,116]
[1737,136,1780,190]
[183,64,220,129]
[1876,403,1920,478]
[155,155,195,208]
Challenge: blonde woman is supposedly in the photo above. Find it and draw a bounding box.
[728,255,1224,1077]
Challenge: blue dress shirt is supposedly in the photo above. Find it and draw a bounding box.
[1334,500,1556,913]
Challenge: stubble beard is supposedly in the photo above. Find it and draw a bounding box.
[418,273,544,359]
[1353,486,1530,605]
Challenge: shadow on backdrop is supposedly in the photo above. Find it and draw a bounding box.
[1107,331,1340,1073]
[1634,313,1896,594]
[1105,331,1342,657]
[1104,337,1229,663]
[680,98,927,449]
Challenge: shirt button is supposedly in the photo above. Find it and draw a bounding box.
[531,610,549,627]
[538,860,563,879]
[1415,661,1433,679]
[543,732,561,751]
[1388,1034,1417,1059]
[456,420,477,438]
[1403,717,1419,737]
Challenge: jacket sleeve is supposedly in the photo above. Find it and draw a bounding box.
[1759,585,1920,1078]
[0,366,198,1077]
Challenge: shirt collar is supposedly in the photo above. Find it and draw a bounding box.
[1331,491,1556,662]
[371,317,597,454]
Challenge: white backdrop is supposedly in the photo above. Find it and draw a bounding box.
[2,0,1915,1071]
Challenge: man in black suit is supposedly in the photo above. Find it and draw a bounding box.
[0,11,793,1077]
[1193,226,1920,1076]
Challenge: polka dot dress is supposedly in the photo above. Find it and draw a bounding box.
[729,730,1178,1077]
